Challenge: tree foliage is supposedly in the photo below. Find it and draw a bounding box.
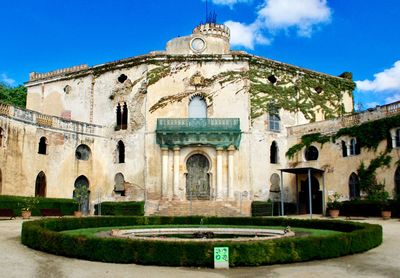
[0,83,27,108]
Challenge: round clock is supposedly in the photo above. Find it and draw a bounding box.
[190,37,206,52]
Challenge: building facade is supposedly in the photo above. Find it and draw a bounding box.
[0,23,399,215]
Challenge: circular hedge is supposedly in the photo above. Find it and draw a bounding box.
[21,216,382,267]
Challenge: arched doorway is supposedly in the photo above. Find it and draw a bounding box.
[186,154,210,200]
[299,176,322,214]
[349,173,360,199]
[395,167,400,198]
[73,176,90,214]
[35,171,46,197]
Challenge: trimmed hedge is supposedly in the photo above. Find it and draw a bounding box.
[94,201,144,216]
[252,201,297,216]
[339,200,400,218]
[0,195,77,216]
[21,216,382,267]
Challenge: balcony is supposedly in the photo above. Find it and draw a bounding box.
[156,118,241,149]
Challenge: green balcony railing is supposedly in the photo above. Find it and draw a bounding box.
[157,118,240,132]
[156,118,241,149]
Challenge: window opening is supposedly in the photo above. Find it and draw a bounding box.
[38,137,47,155]
[188,96,207,118]
[118,141,125,163]
[269,113,280,132]
[118,74,128,83]
[305,146,319,161]
[270,141,278,164]
[75,144,91,160]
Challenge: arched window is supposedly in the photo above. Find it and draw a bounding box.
[270,141,278,164]
[117,141,125,163]
[75,144,91,160]
[38,137,47,155]
[349,173,360,200]
[341,141,348,157]
[35,171,46,197]
[269,113,280,132]
[396,129,400,148]
[189,96,207,118]
[114,173,125,196]
[116,102,128,130]
[305,146,319,161]
[0,128,3,147]
[395,167,400,198]
[350,138,361,155]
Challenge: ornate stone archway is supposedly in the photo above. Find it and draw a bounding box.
[186,154,210,200]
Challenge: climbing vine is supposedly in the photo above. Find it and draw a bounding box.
[149,69,246,113]
[286,114,400,158]
[334,114,400,150]
[357,154,392,200]
[249,62,355,122]
[286,133,331,159]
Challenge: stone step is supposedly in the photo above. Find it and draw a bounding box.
[148,200,249,217]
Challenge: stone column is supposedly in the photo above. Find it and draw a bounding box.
[216,147,223,200]
[173,147,180,199]
[227,145,235,200]
[161,147,169,200]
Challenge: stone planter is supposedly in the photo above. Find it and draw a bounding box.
[329,209,340,218]
[74,211,83,217]
[381,210,391,220]
[21,210,31,219]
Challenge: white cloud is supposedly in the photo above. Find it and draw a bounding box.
[356,61,400,92]
[258,0,331,37]
[0,74,15,86]
[224,0,332,48]
[225,21,270,49]
[385,94,400,104]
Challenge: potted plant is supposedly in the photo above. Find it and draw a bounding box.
[378,189,391,220]
[19,196,39,219]
[327,192,342,218]
[73,185,89,217]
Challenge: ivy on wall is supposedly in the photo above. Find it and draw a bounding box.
[249,61,355,122]
[286,133,331,159]
[357,154,392,200]
[149,66,246,113]
[286,114,400,158]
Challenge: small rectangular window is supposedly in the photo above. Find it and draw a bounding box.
[269,114,280,132]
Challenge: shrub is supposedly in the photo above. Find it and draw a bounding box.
[0,195,77,216]
[94,201,144,216]
[21,216,382,267]
[252,201,297,216]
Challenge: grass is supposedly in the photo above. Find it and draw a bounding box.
[61,224,342,238]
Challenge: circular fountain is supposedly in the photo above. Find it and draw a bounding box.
[110,227,295,242]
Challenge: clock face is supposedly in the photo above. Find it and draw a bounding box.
[191,38,206,52]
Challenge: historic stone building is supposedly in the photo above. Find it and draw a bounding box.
[0,23,399,215]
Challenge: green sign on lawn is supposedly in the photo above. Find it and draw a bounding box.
[214,247,229,269]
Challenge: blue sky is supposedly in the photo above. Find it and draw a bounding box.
[0,0,399,109]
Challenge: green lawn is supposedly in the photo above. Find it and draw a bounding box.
[61,224,342,238]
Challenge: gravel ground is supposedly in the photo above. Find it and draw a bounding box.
[0,217,399,278]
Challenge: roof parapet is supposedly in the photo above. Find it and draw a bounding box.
[29,64,89,81]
